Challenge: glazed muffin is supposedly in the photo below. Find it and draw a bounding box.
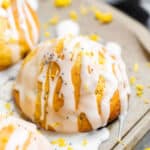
[0,116,53,150]
[13,35,130,133]
[0,0,40,70]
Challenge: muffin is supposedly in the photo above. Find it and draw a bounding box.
[0,116,53,150]
[13,35,130,133]
[0,0,40,70]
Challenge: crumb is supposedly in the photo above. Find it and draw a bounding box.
[130,76,136,85]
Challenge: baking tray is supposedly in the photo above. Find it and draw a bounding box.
[0,0,150,149]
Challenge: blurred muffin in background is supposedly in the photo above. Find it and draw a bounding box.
[0,0,40,70]
[0,116,53,150]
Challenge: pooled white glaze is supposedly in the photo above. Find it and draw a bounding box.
[0,117,52,150]
[14,35,130,133]
[56,20,80,37]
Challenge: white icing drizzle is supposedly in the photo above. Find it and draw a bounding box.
[27,0,39,10]
[17,0,33,49]
[23,0,39,44]
[14,35,130,133]
[38,64,49,121]
[0,117,52,150]
[7,7,19,40]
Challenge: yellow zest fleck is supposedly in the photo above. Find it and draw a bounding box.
[67,146,74,150]
[136,84,144,91]
[69,11,78,21]
[143,99,150,104]
[130,76,136,85]
[94,10,113,24]
[49,16,59,25]
[133,63,139,72]
[42,23,49,30]
[82,139,88,146]
[51,122,61,128]
[80,6,89,15]
[44,32,50,38]
[145,148,150,150]
[136,84,144,97]
[54,0,71,7]
[51,138,67,147]
[2,0,10,9]
[136,90,143,97]
[89,34,100,41]
[57,138,67,147]
[99,52,105,64]
[4,102,11,111]
[84,84,89,92]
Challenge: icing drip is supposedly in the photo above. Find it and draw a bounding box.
[106,42,130,139]
[14,35,130,133]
